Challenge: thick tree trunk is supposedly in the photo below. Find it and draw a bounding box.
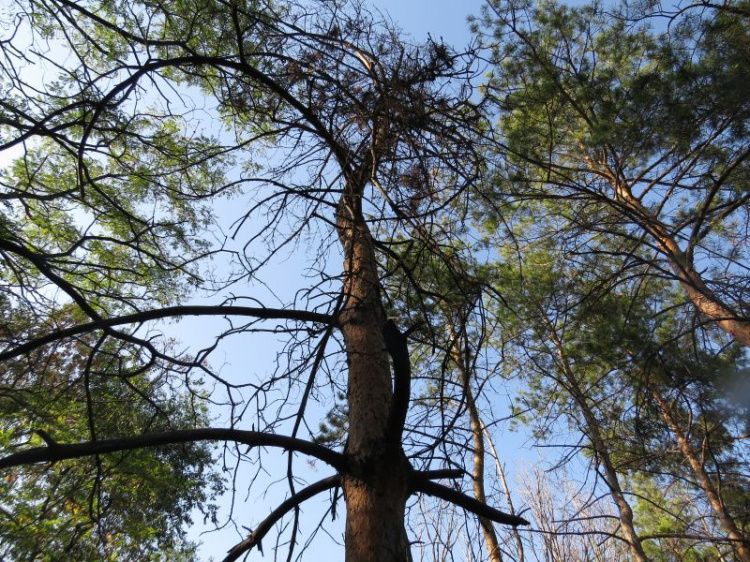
[651,387,750,562]
[342,456,411,561]
[337,174,411,561]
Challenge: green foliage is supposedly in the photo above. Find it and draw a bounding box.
[0,305,224,560]
[480,191,750,554]
[0,4,239,553]
[476,0,750,348]
[632,476,728,562]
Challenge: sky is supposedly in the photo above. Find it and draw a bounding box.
[186,1,489,560]
[0,1,528,560]
[378,0,483,43]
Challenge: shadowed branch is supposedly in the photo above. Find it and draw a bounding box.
[224,475,342,562]
[0,428,346,472]
[413,479,530,527]
[0,305,335,361]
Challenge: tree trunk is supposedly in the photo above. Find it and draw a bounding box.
[651,386,750,562]
[448,321,504,562]
[485,425,525,562]
[663,241,750,349]
[545,319,650,562]
[337,173,411,561]
[608,176,750,348]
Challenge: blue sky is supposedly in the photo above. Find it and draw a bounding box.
[379,0,483,43]
[186,2,488,560]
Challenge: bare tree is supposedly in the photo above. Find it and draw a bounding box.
[516,466,631,562]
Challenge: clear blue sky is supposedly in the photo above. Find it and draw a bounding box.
[379,0,483,43]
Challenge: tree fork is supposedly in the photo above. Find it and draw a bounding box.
[337,169,412,560]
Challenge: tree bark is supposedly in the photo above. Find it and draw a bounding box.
[651,386,750,562]
[337,172,412,561]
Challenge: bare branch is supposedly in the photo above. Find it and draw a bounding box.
[224,475,341,562]
[0,429,347,472]
[412,479,529,527]
[0,305,334,361]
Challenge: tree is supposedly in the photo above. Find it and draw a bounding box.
[484,240,652,561]
[472,2,750,550]
[515,465,631,562]
[381,245,512,561]
[0,0,527,560]
[0,302,221,560]
[476,0,750,347]
[479,226,750,560]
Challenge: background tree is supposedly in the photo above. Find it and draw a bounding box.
[488,243,651,562]
[471,1,750,554]
[515,465,631,562]
[381,244,515,561]
[478,215,750,559]
[475,0,750,346]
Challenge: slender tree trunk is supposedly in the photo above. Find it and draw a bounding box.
[337,172,411,561]
[466,386,504,562]
[484,426,525,562]
[448,322,504,562]
[544,320,650,562]
[650,386,750,562]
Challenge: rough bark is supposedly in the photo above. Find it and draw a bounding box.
[651,386,750,562]
[337,171,411,561]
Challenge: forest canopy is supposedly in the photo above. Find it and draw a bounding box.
[0,0,748,560]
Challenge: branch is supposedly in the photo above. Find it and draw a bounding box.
[0,428,346,472]
[224,475,341,562]
[0,305,334,362]
[54,0,187,47]
[412,468,466,481]
[640,532,750,544]
[383,319,411,447]
[412,479,529,527]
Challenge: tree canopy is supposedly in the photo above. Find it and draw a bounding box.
[0,0,748,560]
